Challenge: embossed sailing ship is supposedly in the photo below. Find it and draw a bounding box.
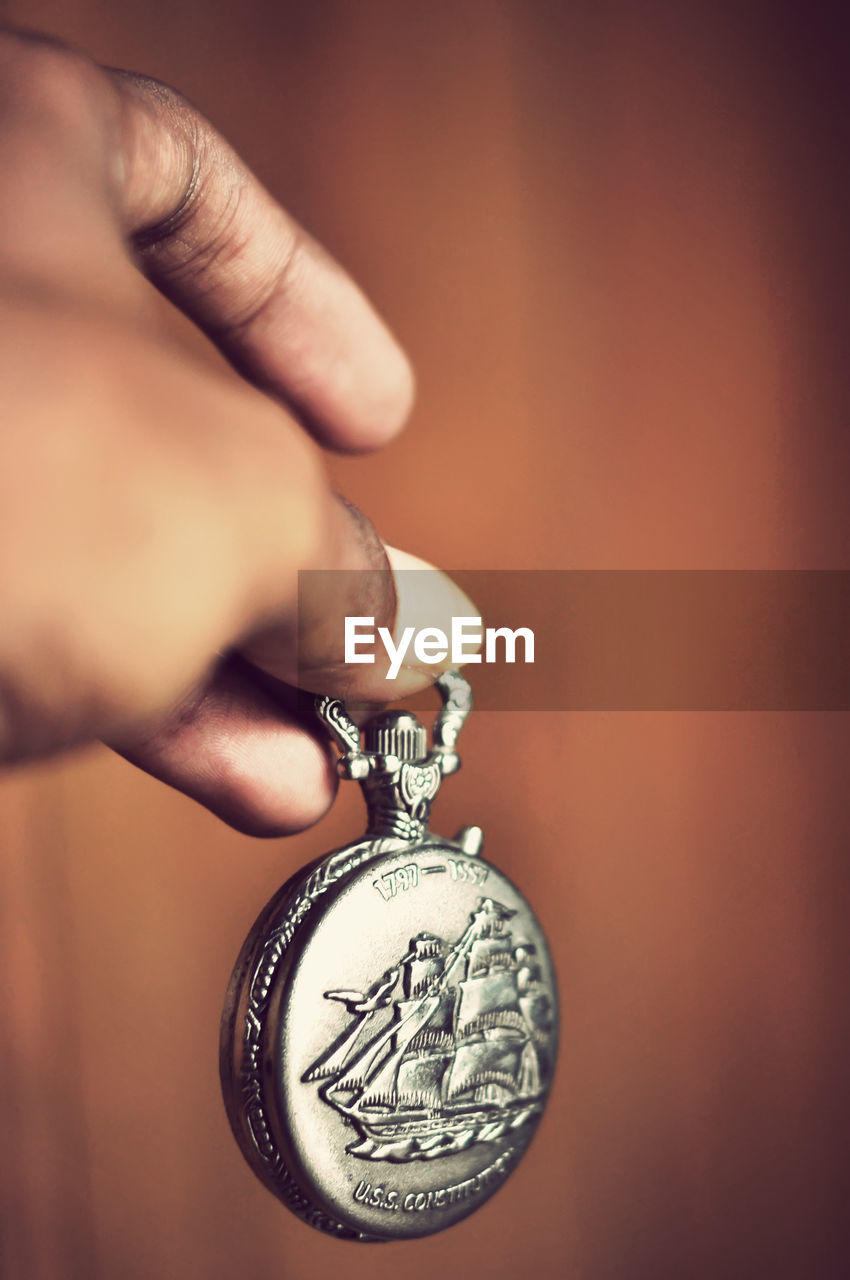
[304,897,553,1162]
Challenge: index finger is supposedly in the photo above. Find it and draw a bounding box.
[108,68,414,452]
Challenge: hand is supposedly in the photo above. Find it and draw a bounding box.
[0,28,470,834]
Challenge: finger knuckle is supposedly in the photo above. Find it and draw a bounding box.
[109,68,186,110]
[109,69,205,168]
[152,158,248,278]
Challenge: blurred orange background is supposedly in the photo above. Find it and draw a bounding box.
[1,2,848,1277]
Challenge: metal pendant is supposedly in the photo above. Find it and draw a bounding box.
[220,672,558,1241]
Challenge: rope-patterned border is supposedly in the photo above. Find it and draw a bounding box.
[237,834,412,1240]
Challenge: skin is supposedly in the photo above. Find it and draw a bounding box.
[0,26,472,836]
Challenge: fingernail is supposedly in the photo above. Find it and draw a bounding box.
[381,545,481,697]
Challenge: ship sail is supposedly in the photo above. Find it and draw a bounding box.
[444,1038,524,1102]
[330,1016,399,1095]
[519,991,550,1039]
[395,1051,449,1110]
[516,1039,541,1098]
[356,995,440,1109]
[303,1012,373,1082]
[468,936,514,977]
[455,969,524,1038]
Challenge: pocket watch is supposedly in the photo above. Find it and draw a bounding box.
[220,672,558,1240]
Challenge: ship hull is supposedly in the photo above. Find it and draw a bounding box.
[335,1097,545,1162]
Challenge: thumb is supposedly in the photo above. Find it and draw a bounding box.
[108,501,476,837]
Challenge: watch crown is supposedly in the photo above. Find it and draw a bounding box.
[363,711,427,761]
